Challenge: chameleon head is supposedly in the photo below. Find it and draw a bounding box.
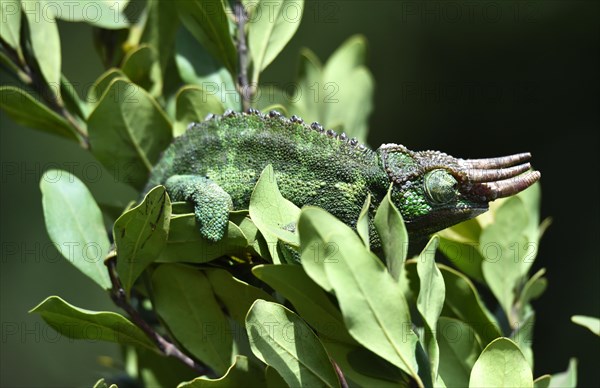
[377,144,541,236]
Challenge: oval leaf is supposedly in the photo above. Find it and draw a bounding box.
[178,355,266,387]
[299,207,421,383]
[88,78,172,189]
[0,0,22,54]
[245,300,340,388]
[176,0,237,77]
[40,170,111,289]
[469,337,533,388]
[30,296,155,351]
[174,86,225,136]
[571,315,600,336]
[374,186,408,281]
[248,0,305,83]
[114,185,171,295]
[46,0,131,29]
[24,6,61,93]
[437,317,482,388]
[0,86,77,140]
[152,264,233,374]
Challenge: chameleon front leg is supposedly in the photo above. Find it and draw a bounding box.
[164,175,233,242]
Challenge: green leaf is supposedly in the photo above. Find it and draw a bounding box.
[416,236,445,379]
[140,0,180,75]
[0,86,77,141]
[114,185,171,296]
[252,264,353,344]
[0,0,23,58]
[87,69,128,107]
[174,86,225,137]
[481,197,532,322]
[511,312,535,368]
[61,74,89,120]
[92,377,118,388]
[571,315,600,336]
[176,0,237,77]
[44,0,130,29]
[437,218,485,283]
[249,164,301,263]
[374,186,408,281]
[519,268,548,312]
[437,264,501,345]
[356,193,371,249]
[288,35,374,143]
[533,375,551,388]
[179,355,266,387]
[245,300,340,388]
[23,4,61,93]
[264,365,287,388]
[88,78,172,189]
[548,358,577,388]
[152,264,233,374]
[157,214,249,263]
[324,342,404,388]
[437,317,482,388]
[136,348,199,388]
[469,337,533,388]
[121,45,162,96]
[248,0,305,84]
[298,207,421,384]
[30,296,155,351]
[40,170,111,289]
[175,27,240,111]
[204,268,274,324]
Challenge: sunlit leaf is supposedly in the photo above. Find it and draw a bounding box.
[45,0,131,29]
[30,296,155,351]
[246,300,340,388]
[299,207,421,383]
[0,0,23,60]
[114,185,171,296]
[252,264,353,344]
[415,236,445,379]
[437,317,481,388]
[88,78,172,189]
[0,86,77,141]
[571,315,600,336]
[249,164,301,263]
[248,0,305,83]
[548,358,577,388]
[40,170,111,289]
[23,4,61,94]
[374,186,408,281]
[469,337,533,388]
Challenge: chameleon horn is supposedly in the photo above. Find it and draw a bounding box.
[463,152,532,169]
[467,163,532,183]
[474,171,541,200]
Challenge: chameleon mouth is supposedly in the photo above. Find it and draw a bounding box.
[460,152,541,202]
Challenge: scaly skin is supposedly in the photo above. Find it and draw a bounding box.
[146,109,540,243]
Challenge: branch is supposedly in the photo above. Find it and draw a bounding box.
[332,360,349,388]
[104,255,215,377]
[234,0,251,111]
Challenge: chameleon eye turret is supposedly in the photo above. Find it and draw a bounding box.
[424,169,458,205]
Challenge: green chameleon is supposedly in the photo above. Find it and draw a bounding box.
[146,109,540,244]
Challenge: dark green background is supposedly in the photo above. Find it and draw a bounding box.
[1,1,598,386]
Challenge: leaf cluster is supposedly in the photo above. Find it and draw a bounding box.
[1,1,595,387]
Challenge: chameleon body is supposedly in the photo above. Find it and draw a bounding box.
[146,110,540,243]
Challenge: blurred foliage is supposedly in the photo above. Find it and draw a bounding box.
[1,0,596,387]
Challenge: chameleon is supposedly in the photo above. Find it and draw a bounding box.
[145,109,540,244]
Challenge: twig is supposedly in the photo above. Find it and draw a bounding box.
[104,255,214,376]
[234,0,251,110]
[332,360,349,388]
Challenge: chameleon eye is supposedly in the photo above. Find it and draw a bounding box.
[424,169,458,204]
